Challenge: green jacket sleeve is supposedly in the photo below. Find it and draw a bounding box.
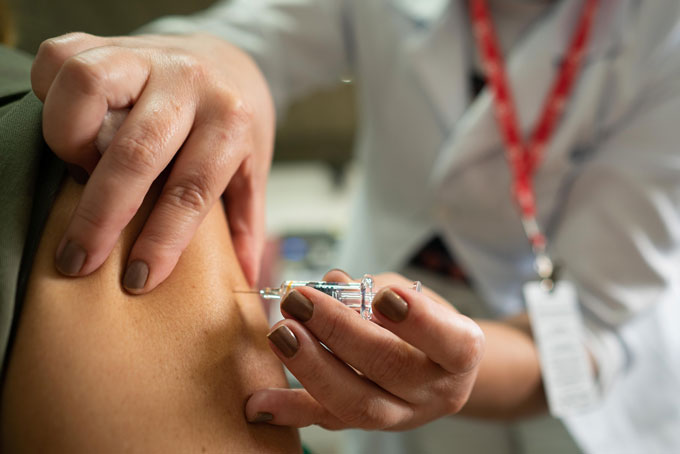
[0,45,65,373]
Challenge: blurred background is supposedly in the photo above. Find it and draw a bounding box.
[6,0,355,451]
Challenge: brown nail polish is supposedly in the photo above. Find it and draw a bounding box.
[267,325,299,358]
[373,289,408,322]
[123,260,149,291]
[281,290,313,322]
[250,412,274,423]
[56,240,87,276]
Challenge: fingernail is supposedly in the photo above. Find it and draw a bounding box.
[267,325,299,358]
[250,412,274,423]
[56,240,87,276]
[66,164,89,185]
[123,260,149,291]
[373,289,408,322]
[281,290,313,322]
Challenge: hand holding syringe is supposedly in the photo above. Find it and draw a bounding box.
[236,274,422,319]
[245,270,485,430]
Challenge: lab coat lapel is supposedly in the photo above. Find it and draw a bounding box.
[400,0,469,131]
[430,0,601,184]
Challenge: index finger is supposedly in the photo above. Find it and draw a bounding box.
[53,64,194,277]
[280,287,439,403]
[42,46,150,172]
[319,270,482,374]
[372,287,485,375]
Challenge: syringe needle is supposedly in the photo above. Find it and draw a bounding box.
[234,288,282,300]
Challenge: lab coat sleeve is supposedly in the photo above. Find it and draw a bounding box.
[552,48,680,394]
[138,0,353,115]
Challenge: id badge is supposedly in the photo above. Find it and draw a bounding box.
[524,280,599,417]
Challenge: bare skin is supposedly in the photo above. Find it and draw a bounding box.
[1,177,300,453]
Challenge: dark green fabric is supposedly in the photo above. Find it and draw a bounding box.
[0,45,32,99]
[0,45,65,373]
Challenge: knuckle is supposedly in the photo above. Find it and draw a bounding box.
[178,53,208,86]
[74,201,110,233]
[36,33,88,64]
[211,86,253,126]
[368,339,410,384]
[164,95,185,122]
[60,31,94,42]
[36,38,64,68]
[444,394,468,414]
[305,365,335,400]
[440,395,466,415]
[229,96,254,125]
[60,53,109,97]
[162,176,212,217]
[443,387,469,414]
[429,378,467,414]
[336,397,395,430]
[455,321,486,373]
[336,398,377,428]
[201,124,234,161]
[33,33,100,99]
[314,310,347,348]
[110,132,161,177]
[138,228,182,254]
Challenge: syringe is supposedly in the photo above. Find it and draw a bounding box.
[235,274,422,319]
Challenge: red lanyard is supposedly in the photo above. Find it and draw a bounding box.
[469,0,599,280]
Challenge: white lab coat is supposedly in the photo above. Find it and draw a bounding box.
[144,1,680,452]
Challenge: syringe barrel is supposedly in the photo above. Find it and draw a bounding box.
[275,275,421,320]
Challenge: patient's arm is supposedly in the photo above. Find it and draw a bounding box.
[1,178,300,453]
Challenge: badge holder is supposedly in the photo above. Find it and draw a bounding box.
[524,256,599,417]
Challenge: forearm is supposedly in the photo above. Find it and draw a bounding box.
[460,314,547,420]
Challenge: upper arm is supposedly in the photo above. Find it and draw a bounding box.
[1,178,300,453]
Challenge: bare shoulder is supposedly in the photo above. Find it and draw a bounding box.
[1,178,300,453]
